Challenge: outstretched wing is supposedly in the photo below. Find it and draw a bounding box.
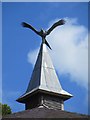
[46,19,65,35]
[22,22,40,35]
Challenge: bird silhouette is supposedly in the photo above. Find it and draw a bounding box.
[22,19,65,50]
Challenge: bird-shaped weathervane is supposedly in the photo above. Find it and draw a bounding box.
[22,19,65,50]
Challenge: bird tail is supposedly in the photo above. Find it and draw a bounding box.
[45,39,52,50]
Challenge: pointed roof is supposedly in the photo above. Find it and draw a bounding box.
[17,43,72,102]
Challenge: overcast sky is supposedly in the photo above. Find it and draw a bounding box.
[2,2,88,115]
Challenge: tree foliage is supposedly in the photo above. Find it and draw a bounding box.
[0,103,2,116]
[0,103,12,116]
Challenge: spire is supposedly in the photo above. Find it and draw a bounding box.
[17,42,73,110]
[27,43,63,93]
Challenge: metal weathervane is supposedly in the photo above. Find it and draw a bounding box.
[22,19,65,50]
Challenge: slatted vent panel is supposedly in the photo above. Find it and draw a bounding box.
[43,99,63,110]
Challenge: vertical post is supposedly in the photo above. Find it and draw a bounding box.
[61,101,64,110]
